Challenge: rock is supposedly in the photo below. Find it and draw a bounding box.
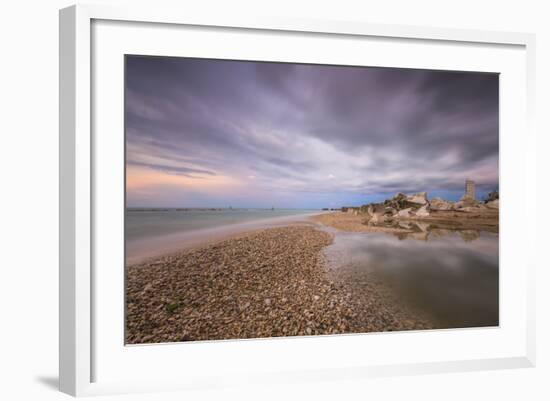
[415,204,430,217]
[406,192,428,205]
[486,191,499,202]
[394,192,407,199]
[452,200,468,210]
[458,196,477,207]
[369,213,382,224]
[486,199,499,209]
[384,207,396,215]
[397,208,412,217]
[429,197,453,211]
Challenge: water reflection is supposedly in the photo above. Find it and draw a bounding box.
[387,220,489,242]
[324,228,499,329]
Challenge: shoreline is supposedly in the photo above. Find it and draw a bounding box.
[127,207,498,265]
[126,212,324,265]
[127,225,343,343]
[311,210,498,236]
[126,220,434,344]
[126,210,498,343]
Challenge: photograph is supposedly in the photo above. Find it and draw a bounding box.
[124,55,499,344]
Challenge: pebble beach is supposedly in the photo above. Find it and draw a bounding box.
[126,223,432,344]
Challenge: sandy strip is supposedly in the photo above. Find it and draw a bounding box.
[310,211,499,234]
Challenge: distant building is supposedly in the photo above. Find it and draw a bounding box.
[465,179,476,200]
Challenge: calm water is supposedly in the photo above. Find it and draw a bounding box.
[324,228,499,328]
[126,208,321,263]
[126,208,320,241]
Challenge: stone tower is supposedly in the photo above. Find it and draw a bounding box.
[465,179,476,200]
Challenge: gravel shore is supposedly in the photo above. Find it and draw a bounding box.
[126,224,432,344]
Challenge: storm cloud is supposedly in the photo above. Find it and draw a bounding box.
[125,55,498,208]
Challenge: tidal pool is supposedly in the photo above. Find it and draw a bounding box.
[323,228,499,329]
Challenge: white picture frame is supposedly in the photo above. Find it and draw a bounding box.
[59,3,536,397]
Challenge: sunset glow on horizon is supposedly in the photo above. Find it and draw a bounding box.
[125,56,499,208]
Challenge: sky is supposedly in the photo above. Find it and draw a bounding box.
[125,55,499,209]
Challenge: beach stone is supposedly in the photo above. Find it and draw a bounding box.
[458,196,477,206]
[406,192,428,205]
[369,213,385,225]
[415,204,430,217]
[397,208,412,217]
[429,197,453,211]
[486,199,499,209]
[384,207,396,215]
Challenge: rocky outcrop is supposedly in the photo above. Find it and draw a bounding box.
[457,196,477,207]
[415,204,430,217]
[486,199,499,209]
[343,190,497,224]
[429,197,453,211]
[461,206,481,212]
[368,213,386,225]
[406,192,428,205]
[397,208,412,217]
[485,191,499,202]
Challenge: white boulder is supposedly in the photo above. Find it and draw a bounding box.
[415,204,430,217]
[486,199,499,209]
[429,197,453,211]
[397,208,412,217]
[406,192,428,205]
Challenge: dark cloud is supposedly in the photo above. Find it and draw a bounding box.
[126,55,499,206]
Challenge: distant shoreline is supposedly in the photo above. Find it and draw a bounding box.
[312,209,498,235]
[126,206,498,265]
[127,207,322,212]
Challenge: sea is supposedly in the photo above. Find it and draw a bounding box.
[323,229,499,328]
[126,208,322,264]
